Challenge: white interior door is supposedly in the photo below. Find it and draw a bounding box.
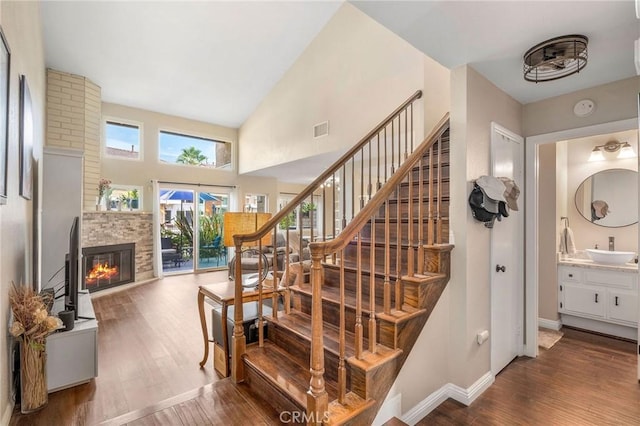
[491,123,524,375]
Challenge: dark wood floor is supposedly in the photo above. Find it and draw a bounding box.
[10,273,640,425]
[421,328,640,425]
[10,271,228,425]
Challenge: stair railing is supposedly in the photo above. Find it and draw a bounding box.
[307,113,450,416]
[229,90,425,383]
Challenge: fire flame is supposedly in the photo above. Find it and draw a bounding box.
[86,262,119,284]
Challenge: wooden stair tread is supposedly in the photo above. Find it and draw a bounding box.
[326,392,376,425]
[290,283,425,319]
[322,257,444,279]
[268,311,364,359]
[348,343,402,372]
[376,307,427,325]
[346,238,450,250]
[244,341,339,408]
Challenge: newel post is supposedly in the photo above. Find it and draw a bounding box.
[231,240,246,383]
[307,249,328,425]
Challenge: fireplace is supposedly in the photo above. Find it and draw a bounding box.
[83,243,135,292]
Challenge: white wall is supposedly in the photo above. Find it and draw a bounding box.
[239,3,426,175]
[0,2,46,423]
[449,65,523,387]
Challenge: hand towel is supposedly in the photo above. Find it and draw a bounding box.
[559,227,576,255]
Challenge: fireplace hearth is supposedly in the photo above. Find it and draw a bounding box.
[83,243,135,292]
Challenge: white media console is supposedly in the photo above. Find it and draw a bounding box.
[47,292,98,392]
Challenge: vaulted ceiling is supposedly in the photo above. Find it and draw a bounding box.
[39,1,639,182]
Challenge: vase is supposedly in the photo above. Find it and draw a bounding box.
[20,340,48,413]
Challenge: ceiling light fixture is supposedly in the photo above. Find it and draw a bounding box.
[523,35,588,83]
[588,140,635,161]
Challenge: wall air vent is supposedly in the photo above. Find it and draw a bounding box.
[313,121,329,139]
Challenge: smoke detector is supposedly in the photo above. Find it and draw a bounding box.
[523,35,588,83]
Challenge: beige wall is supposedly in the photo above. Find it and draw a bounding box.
[0,2,46,422]
[101,102,283,212]
[240,2,455,414]
[527,77,640,323]
[389,51,452,414]
[449,66,523,387]
[239,3,426,175]
[523,76,640,137]
[538,143,559,321]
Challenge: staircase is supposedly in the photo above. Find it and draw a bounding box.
[229,91,452,425]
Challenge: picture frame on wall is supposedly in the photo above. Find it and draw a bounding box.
[19,75,33,200]
[0,27,10,205]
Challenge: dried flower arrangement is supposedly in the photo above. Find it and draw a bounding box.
[97,178,112,201]
[9,283,62,412]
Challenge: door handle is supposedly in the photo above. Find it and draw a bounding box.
[496,265,506,273]
[595,293,599,303]
[615,296,619,306]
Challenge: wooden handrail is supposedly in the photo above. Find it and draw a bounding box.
[232,90,423,247]
[308,113,450,258]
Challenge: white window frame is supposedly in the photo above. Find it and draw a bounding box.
[157,127,234,171]
[103,117,144,161]
[108,183,144,211]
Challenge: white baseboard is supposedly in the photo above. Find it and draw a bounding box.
[538,318,562,331]
[401,384,449,425]
[401,372,494,425]
[372,392,402,426]
[1,401,14,426]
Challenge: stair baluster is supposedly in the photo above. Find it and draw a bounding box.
[384,199,391,315]
[395,182,402,311]
[355,231,363,359]
[407,154,415,278]
[338,248,346,404]
[369,214,377,354]
[417,154,425,272]
[437,136,443,244]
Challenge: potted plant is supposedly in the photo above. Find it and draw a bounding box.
[119,194,129,211]
[128,189,139,210]
[301,201,316,218]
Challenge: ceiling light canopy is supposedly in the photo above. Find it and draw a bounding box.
[523,35,588,83]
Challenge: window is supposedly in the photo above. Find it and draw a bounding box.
[107,184,143,211]
[104,120,141,160]
[245,194,267,213]
[158,130,232,169]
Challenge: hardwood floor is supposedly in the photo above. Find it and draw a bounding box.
[10,274,640,425]
[10,271,229,425]
[420,327,640,425]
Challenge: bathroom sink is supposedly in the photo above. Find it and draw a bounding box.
[585,249,636,265]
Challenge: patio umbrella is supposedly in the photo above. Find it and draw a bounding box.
[159,190,219,202]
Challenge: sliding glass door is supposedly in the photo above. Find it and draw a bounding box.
[159,187,230,274]
[196,191,229,269]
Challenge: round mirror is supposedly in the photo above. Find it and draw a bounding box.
[575,168,638,227]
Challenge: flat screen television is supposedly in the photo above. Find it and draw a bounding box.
[65,216,80,320]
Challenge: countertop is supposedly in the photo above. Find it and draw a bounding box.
[558,257,638,272]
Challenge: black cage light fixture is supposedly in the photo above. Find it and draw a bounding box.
[523,34,588,83]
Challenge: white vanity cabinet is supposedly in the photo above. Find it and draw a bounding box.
[558,265,638,336]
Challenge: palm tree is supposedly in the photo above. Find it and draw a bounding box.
[176,146,207,165]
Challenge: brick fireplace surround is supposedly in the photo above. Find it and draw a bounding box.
[82,211,154,285]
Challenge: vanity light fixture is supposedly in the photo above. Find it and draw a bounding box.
[588,140,636,161]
